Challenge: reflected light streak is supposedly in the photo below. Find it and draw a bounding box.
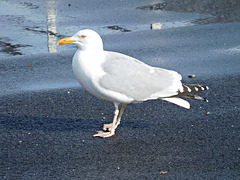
[47,0,57,53]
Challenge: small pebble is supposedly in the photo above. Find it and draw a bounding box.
[188,74,196,78]
[160,171,168,174]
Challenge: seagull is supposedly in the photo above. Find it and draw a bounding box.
[58,29,209,138]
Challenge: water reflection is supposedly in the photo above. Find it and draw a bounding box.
[47,0,57,53]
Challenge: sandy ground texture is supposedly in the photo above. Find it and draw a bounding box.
[1,0,240,179]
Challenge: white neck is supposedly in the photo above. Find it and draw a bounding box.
[75,39,104,52]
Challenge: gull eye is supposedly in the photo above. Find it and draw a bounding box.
[81,35,86,39]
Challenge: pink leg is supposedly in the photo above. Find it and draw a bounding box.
[93,103,127,138]
[103,104,127,131]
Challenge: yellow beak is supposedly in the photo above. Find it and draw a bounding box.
[57,37,75,45]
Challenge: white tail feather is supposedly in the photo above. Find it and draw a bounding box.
[161,98,190,109]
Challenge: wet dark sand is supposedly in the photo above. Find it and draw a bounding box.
[1,73,240,179]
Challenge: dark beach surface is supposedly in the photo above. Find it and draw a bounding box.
[1,0,240,179]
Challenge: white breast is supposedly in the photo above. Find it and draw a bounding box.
[72,49,105,93]
[72,50,133,103]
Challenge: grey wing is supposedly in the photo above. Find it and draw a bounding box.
[99,51,183,101]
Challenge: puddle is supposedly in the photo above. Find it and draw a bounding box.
[1,0,239,58]
[0,18,196,58]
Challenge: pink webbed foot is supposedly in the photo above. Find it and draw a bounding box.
[93,131,115,138]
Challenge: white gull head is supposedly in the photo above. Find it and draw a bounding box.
[70,29,103,51]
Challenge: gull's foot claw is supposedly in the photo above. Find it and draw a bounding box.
[93,131,115,138]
